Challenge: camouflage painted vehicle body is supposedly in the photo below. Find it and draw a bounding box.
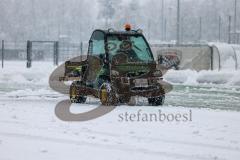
[61,29,170,106]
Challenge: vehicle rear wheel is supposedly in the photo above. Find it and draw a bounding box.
[99,83,117,106]
[119,95,131,104]
[148,95,165,106]
[70,82,87,103]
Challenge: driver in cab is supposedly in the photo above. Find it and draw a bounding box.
[118,40,140,62]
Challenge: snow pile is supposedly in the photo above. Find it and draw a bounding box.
[1,61,240,89]
[0,61,55,87]
[164,69,240,86]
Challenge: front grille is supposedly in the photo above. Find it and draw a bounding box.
[130,85,159,92]
[127,72,146,77]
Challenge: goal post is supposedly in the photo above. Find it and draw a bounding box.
[26,40,59,68]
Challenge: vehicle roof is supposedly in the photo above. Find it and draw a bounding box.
[94,29,143,36]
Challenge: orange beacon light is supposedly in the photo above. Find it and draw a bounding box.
[125,24,131,31]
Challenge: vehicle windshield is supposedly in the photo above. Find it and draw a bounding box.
[89,31,105,56]
[106,34,154,63]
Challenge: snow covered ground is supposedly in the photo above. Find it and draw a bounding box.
[0,61,240,160]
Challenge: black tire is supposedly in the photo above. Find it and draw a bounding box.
[70,96,87,103]
[148,95,165,106]
[70,82,87,104]
[99,83,117,106]
[118,95,131,104]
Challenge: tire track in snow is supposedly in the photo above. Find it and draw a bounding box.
[0,131,225,160]
[77,128,240,152]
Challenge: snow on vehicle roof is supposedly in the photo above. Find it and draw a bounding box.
[95,29,143,35]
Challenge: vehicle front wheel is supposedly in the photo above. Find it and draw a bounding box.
[70,82,87,103]
[119,95,131,104]
[99,83,117,106]
[148,95,165,106]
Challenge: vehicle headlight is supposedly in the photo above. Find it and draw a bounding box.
[153,70,162,77]
[111,70,119,76]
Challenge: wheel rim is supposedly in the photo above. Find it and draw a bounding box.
[100,88,108,104]
[99,83,116,106]
[70,85,77,98]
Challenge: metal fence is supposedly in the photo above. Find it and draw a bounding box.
[1,40,88,68]
[1,40,239,71]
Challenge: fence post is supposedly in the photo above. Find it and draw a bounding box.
[147,20,151,40]
[228,16,232,44]
[26,40,32,68]
[218,16,221,42]
[80,41,83,55]
[56,41,59,66]
[176,0,180,45]
[199,17,202,42]
[210,46,213,70]
[54,41,59,66]
[53,41,59,66]
[1,40,4,68]
[80,41,83,61]
[232,46,238,70]
[164,19,167,41]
